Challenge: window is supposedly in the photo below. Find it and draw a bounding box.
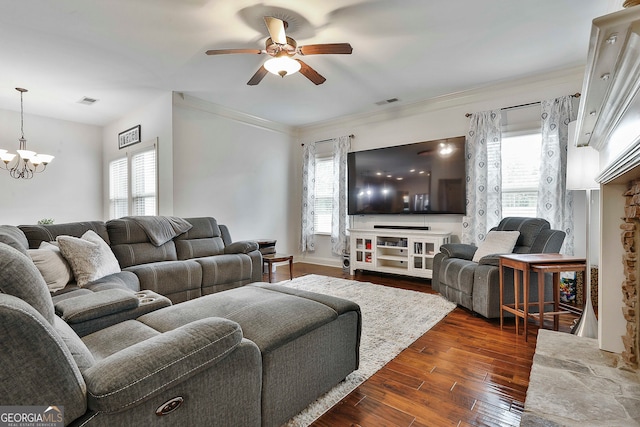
[131,149,156,215]
[108,144,157,219]
[314,156,334,234]
[109,158,128,219]
[501,133,542,217]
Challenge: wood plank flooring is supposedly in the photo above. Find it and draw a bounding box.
[264,263,578,427]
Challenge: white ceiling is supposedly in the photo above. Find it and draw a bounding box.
[0,0,624,127]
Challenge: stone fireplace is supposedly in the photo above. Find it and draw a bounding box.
[621,180,640,367]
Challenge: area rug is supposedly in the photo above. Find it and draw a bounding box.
[280,274,456,426]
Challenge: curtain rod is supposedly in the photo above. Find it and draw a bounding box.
[464,93,581,118]
[301,134,354,146]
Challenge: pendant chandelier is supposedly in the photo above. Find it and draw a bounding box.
[0,88,54,179]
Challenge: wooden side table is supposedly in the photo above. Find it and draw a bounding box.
[263,253,293,283]
[499,253,586,341]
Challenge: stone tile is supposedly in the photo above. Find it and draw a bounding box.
[522,330,640,426]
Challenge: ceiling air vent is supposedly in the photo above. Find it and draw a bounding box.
[375,97,399,106]
[78,97,99,106]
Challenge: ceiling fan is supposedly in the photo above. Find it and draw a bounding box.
[205,16,352,86]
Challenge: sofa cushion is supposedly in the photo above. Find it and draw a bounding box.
[107,218,179,267]
[57,231,122,288]
[0,225,29,255]
[224,240,259,254]
[138,285,339,354]
[174,217,225,260]
[55,289,140,324]
[494,217,550,251]
[472,230,520,262]
[20,221,109,249]
[125,259,202,303]
[54,316,96,370]
[84,271,140,293]
[175,237,225,260]
[0,243,56,324]
[28,241,73,292]
[195,254,253,293]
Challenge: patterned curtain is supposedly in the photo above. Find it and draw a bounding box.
[331,135,351,255]
[462,110,502,246]
[537,96,576,254]
[300,142,317,252]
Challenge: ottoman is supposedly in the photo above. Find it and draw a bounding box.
[138,282,361,427]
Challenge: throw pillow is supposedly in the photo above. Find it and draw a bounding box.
[28,241,73,293]
[472,230,520,262]
[57,230,121,287]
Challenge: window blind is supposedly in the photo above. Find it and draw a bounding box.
[314,156,334,234]
[131,148,157,216]
[109,158,128,219]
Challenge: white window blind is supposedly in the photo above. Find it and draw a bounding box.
[501,133,542,217]
[314,156,334,234]
[108,142,158,220]
[109,158,128,219]
[131,148,157,216]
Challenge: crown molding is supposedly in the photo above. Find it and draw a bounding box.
[297,66,585,134]
[172,92,295,135]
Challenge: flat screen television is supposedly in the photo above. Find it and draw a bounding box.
[347,136,466,215]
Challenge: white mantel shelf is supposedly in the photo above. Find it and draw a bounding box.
[575,5,640,354]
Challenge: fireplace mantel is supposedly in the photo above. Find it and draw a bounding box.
[575,6,640,353]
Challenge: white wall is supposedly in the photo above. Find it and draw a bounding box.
[172,94,297,251]
[0,108,102,225]
[102,92,174,219]
[296,67,586,267]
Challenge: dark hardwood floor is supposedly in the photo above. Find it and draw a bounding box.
[264,262,579,427]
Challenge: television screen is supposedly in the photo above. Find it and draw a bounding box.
[347,136,466,215]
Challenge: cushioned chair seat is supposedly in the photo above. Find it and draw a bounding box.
[195,254,254,295]
[125,259,203,303]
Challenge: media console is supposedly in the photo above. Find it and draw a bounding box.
[349,228,451,279]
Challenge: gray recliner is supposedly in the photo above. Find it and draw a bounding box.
[432,217,566,318]
[0,242,262,426]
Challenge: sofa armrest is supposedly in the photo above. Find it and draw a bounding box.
[55,289,139,324]
[439,243,477,261]
[478,254,501,267]
[224,240,259,255]
[84,318,244,413]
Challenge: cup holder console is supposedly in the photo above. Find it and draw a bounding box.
[135,291,157,304]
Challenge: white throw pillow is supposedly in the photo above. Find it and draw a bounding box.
[57,230,121,287]
[472,230,520,262]
[28,241,73,293]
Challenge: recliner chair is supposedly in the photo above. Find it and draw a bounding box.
[0,242,262,426]
[432,217,566,318]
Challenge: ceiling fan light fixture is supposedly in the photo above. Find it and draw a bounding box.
[264,55,300,77]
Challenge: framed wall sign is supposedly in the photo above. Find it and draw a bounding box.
[118,125,141,149]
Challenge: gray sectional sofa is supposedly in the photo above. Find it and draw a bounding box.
[19,216,262,303]
[0,217,362,427]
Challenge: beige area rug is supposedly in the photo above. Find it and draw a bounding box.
[280,274,456,426]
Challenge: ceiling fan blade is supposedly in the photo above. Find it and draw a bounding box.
[296,60,326,85]
[206,49,263,55]
[264,16,287,45]
[298,43,353,55]
[247,65,268,86]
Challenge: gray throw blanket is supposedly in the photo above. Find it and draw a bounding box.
[129,216,193,247]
